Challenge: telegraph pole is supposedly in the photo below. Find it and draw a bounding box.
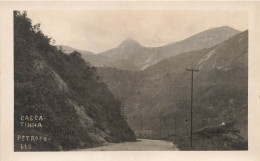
[121,106,125,139]
[186,68,199,149]
[140,113,142,135]
[174,115,177,143]
[159,111,162,137]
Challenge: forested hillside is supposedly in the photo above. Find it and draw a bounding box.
[14,11,135,151]
[97,31,248,150]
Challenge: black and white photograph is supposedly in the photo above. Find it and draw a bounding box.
[13,9,248,151]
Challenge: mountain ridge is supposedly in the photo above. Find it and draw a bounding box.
[57,45,95,55]
[96,30,248,150]
[144,30,248,76]
[118,38,142,48]
[61,26,241,70]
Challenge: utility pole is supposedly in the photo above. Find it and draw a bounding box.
[174,115,177,143]
[120,106,125,139]
[140,113,142,136]
[159,111,162,137]
[186,68,199,149]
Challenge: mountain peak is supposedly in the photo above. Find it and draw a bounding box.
[200,26,240,35]
[119,38,141,48]
[219,25,239,31]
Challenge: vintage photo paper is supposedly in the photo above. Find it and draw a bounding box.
[1,1,260,161]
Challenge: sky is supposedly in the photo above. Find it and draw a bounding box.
[27,10,248,53]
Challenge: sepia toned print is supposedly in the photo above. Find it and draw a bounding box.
[14,10,248,151]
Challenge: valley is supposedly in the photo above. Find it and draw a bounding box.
[95,30,248,150]
[59,28,248,150]
[14,11,248,151]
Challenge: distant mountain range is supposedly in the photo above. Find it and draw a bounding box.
[97,30,248,150]
[59,26,240,70]
[57,45,95,55]
[57,27,247,149]
[57,45,108,66]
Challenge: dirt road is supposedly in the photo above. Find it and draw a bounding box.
[78,139,178,151]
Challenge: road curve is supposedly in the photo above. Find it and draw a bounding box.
[77,139,178,151]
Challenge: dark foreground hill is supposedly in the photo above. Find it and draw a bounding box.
[14,11,135,151]
[97,31,248,150]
